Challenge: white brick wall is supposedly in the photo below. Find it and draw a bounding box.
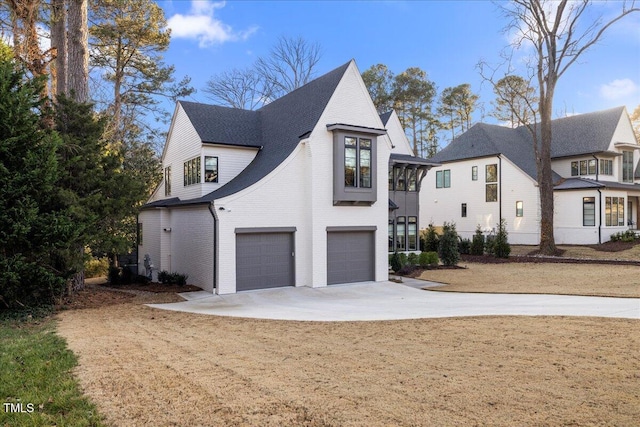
[137,209,162,280]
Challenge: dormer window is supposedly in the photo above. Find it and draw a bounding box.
[184,157,201,186]
[344,137,371,188]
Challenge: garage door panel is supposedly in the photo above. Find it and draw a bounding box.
[327,231,375,285]
[236,232,294,291]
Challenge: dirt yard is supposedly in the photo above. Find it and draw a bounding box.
[419,262,640,297]
[56,282,640,426]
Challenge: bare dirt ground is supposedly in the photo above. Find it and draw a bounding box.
[419,262,640,297]
[56,282,640,426]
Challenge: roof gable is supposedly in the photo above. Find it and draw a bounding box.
[430,106,627,182]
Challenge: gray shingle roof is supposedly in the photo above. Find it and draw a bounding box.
[379,111,393,126]
[389,153,440,167]
[429,106,626,183]
[147,61,352,208]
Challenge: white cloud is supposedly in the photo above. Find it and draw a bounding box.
[167,1,258,48]
[600,78,638,100]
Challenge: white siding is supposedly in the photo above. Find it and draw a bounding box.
[386,110,413,156]
[421,156,540,244]
[214,61,389,294]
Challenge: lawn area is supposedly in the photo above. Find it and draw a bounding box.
[54,286,640,426]
[419,262,640,297]
[0,318,104,426]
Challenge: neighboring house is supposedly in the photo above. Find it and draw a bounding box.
[422,106,640,245]
[138,60,435,293]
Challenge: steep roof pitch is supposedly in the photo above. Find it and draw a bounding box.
[429,106,626,182]
[152,61,352,207]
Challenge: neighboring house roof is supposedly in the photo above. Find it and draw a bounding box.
[429,106,627,183]
[389,153,440,167]
[554,177,640,192]
[148,61,352,208]
[379,111,393,126]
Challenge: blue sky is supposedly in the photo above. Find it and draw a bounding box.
[159,0,640,125]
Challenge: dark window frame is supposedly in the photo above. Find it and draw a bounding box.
[436,169,451,188]
[204,156,219,183]
[407,216,418,251]
[396,216,406,251]
[583,197,595,226]
[164,165,171,196]
[461,203,467,218]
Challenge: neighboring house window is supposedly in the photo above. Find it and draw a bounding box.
[407,217,418,251]
[137,222,143,246]
[472,166,478,181]
[605,197,625,226]
[600,159,613,175]
[436,170,451,188]
[516,201,523,217]
[571,161,579,176]
[204,156,218,183]
[622,151,633,183]
[395,167,406,191]
[388,169,394,191]
[583,197,595,226]
[486,164,498,202]
[461,203,467,217]
[579,160,588,175]
[164,166,171,196]
[388,220,394,252]
[183,157,201,186]
[588,159,597,175]
[344,137,371,188]
[396,216,406,251]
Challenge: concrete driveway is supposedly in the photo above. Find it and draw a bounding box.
[147,279,640,321]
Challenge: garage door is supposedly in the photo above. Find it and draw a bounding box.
[327,229,375,285]
[236,230,295,291]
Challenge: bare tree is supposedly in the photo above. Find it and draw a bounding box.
[203,67,265,110]
[67,0,88,102]
[255,35,321,100]
[489,75,537,128]
[481,0,638,255]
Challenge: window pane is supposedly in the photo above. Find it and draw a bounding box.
[205,156,218,182]
[486,183,498,202]
[623,151,633,182]
[360,138,371,149]
[443,170,451,188]
[436,170,443,188]
[396,217,406,251]
[516,201,523,217]
[619,197,625,226]
[396,167,406,191]
[407,168,417,191]
[345,137,357,147]
[345,147,356,187]
[461,203,467,218]
[184,162,188,186]
[588,159,596,175]
[612,197,618,226]
[605,197,612,226]
[472,166,478,181]
[408,217,417,251]
[571,162,579,176]
[486,164,497,182]
[197,157,201,183]
[359,147,371,188]
[583,197,595,226]
[579,160,588,175]
[389,168,394,190]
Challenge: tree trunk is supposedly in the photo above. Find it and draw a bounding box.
[50,0,66,96]
[537,90,557,255]
[67,0,88,102]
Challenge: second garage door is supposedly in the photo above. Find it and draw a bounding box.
[236,230,295,291]
[327,229,375,285]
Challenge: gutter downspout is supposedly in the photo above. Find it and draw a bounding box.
[498,155,502,225]
[597,189,602,244]
[208,203,219,293]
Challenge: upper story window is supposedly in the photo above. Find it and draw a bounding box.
[571,159,600,176]
[328,124,384,206]
[472,166,478,181]
[622,151,633,183]
[183,156,201,186]
[486,164,498,202]
[436,170,451,188]
[205,156,218,183]
[164,166,171,196]
[394,167,406,191]
[344,137,371,188]
[600,159,613,175]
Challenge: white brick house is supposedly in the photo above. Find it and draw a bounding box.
[421,107,640,245]
[138,60,435,293]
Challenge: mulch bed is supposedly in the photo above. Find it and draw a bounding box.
[102,282,202,293]
[460,254,640,266]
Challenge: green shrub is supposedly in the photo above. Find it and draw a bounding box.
[458,238,471,255]
[158,270,170,284]
[173,273,188,287]
[407,252,419,266]
[397,264,420,276]
[438,222,460,266]
[485,234,496,255]
[471,225,485,255]
[419,251,439,268]
[84,257,109,278]
[158,270,188,286]
[493,219,511,258]
[610,230,637,242]
[389,252,402,273]
[422,223,440,252]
